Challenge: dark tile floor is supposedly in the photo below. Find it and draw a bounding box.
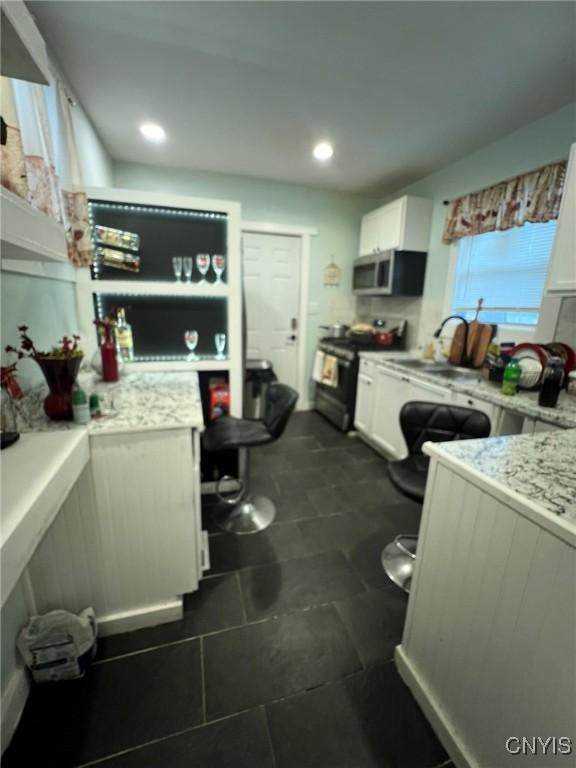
[4,412,450,768]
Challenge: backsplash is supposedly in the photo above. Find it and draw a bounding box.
[355,296,423,349]
[554,296,576,344]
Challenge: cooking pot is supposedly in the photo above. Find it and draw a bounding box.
[375,327,400,346]
[319,322,350,339]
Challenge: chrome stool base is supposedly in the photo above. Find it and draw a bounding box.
[217,494,276,534]
[381,534,417,593]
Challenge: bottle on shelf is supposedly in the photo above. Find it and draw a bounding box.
[95,319,119,383]
[501,357,521,396]
[114,308,134,363]
[72,385,90,424]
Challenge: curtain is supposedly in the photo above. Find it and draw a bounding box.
[443,160,567,243]
[1,77,93,266]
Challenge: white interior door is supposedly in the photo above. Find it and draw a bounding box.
[242,232,301,391]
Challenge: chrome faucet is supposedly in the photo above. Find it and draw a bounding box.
[433,315,471,367]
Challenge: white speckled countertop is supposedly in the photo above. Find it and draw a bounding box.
[359,353,576,429]
[424,429,576,521]
[18,371,205,436]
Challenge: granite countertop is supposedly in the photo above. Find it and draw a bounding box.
[424,428,576,521]
[18,371,205,436]
[359,354,576,429]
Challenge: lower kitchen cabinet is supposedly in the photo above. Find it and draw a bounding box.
[371,366,410,459]
[355,360,376,434]
[355,364,502,459]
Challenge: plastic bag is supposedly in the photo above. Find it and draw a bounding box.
[17,607,97,683]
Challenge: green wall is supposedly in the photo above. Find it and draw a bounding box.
[114,162,377,402]
[379,102,576,345]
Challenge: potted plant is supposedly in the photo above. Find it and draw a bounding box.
[5,326,83,421]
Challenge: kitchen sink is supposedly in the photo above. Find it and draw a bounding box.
[426,368,482,381]
[394,359,482,381]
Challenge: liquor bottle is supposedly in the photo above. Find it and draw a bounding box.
[115,308,134,362]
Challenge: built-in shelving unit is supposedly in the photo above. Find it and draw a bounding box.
[0,187,68,264]
[77,186,243,416]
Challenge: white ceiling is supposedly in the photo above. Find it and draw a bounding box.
[29,1,575,196]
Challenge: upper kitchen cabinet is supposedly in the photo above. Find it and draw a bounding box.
[1,0,51,85]
[359,195,432,256]
[543,143,576,295]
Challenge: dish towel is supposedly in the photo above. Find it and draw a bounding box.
[322,354,339,387]
[312,350,325,383]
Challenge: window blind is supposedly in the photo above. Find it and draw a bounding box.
[451,220,557,326]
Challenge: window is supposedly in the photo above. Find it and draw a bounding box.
[451,220,556,326]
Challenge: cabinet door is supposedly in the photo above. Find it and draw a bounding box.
[546,143,576,294]
[371,367,411,459]
[359,210,380,256]
[408,377,452,406]
[451,392,497,434]
[375,198,404,252]
[354,372,375,434]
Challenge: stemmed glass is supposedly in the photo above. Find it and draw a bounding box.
[196,253,210,284]
[214,333,227,360]
[172,256,183,282]
[184,330,199,361]
[212,254,226,284]
[183,256,193,283]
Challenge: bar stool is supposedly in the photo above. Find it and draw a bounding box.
[382,401,491,591]
[202,382,298,534]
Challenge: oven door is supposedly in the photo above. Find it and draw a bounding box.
[314,355,357,432]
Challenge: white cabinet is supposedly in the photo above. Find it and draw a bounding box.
[370,367,411,459]
[354,360,376,434]
[545,143,576,295]
[359,195,432,257]
[407,377,452,406]
[451,391,497,434]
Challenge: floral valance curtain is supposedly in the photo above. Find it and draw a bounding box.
[443,160,567,244]
[0,76,93,266]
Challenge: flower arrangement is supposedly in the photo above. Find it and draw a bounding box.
[5,326,82,361]
[5,326,83,421]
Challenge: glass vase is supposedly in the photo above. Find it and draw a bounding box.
[36,356,82,421]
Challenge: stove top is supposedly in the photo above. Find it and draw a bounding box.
[319,336,406,361]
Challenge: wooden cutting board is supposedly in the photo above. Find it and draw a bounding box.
[449,323,467,365]
[471,323,496,368]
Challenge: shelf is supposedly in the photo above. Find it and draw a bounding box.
[1,430,90,606]
[90,280,229,298]
[125,360,230,372]
[1,0,51,85]
[1,187,68,264]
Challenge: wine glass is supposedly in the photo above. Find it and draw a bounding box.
[212,254,226,284]
[214,333,227,360]
[196,253,210,284]
[172,256,183,282]
[184,330,199,361]
[183,256,193,283]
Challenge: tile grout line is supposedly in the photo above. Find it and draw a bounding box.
[263,705,279,768]
[200,635,207,724]
[235,570,249,625]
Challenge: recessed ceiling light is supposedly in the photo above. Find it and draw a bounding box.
[139,122,166,144]
[313,141,334,162]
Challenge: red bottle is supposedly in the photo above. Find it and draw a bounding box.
[97,320,119,383]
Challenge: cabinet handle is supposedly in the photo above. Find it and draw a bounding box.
[402,376,410,383]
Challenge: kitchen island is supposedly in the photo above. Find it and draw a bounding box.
[397,429,576,768]
[8,371,206,636]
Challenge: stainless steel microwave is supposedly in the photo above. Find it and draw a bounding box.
[352,251,394,295]
[352,250,428,297]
